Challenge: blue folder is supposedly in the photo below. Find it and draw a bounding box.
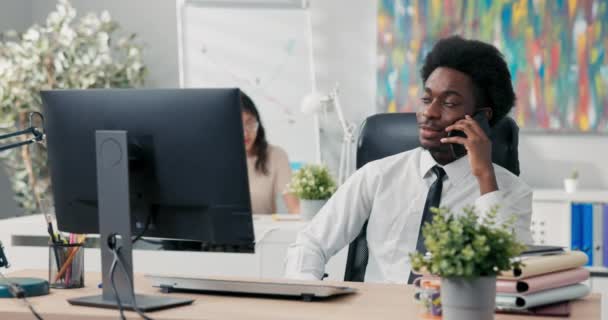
[581,203,594,266]
[571,203,582,252]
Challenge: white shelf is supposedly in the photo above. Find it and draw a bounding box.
[533,189,608,203]
[585,266,608,277]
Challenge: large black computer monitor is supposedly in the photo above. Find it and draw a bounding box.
[41,88,255,311]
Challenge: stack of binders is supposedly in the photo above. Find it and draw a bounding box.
[495,250,590,316]
[413,248,591,317]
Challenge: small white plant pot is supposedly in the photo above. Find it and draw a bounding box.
[299,199,327,221]
[564,178,578,193]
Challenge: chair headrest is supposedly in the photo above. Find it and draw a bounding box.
[356,113,520,176]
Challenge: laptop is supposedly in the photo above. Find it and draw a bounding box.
[146,275,357,301]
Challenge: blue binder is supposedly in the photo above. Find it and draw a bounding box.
[581,203,594,266]
[571,203,582,252]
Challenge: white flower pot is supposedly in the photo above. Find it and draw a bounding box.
[564,178,578,193]
[441,276,496,320]
[299,199,327,221]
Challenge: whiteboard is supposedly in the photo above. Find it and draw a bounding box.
[177,0,316,163]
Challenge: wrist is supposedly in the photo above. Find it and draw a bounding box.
[472,162,495,178]
[475,167,498,195]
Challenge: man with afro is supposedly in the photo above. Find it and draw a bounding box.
[285,36,532,283]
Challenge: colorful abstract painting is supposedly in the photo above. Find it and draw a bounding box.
[377,0,608,133]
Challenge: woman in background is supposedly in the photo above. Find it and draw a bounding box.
[241,93,300,214]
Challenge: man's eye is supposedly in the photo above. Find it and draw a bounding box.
[421,97,432,104]
[443,102,458,108]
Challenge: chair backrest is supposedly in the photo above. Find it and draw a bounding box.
[343,113,520,282]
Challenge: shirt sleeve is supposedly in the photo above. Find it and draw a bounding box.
[474,179,533,245]
[284,163,380,280]
[272,146,293,197]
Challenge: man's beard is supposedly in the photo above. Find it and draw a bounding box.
[421,142,451,153]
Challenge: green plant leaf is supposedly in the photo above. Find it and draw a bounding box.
[409,206,525,278]
[287,164,337,200]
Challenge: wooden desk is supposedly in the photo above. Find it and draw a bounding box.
[1,270,601,320]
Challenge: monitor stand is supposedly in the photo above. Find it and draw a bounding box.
[68,130,193,311]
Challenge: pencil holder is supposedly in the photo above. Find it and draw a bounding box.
[48,243,84,289]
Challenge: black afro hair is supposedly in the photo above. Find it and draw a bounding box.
[420,36,516,126]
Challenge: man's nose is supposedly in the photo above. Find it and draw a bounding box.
[422,100,441,119]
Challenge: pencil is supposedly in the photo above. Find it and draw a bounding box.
[65,234,76,286]
[53,245,81,283]
[45,215,62,271]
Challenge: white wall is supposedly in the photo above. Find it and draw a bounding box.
[30,0,179,88]
[520,135,608,189]
[310,0,377,175]
[33,0,378,177]
[0,0,31,33]
[309,1,608,191]
[2,0,607,193]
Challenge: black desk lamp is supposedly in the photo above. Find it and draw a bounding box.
[0,111,45,151]
[0,111,50,299]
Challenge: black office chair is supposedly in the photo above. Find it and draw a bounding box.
[343,113,520,282]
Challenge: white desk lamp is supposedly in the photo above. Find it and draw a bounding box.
[301,85,355,185]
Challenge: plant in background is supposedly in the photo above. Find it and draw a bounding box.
[0,0,146,213]
[570,169,579,180]
[409,206,526,278]
[564,168,579,193]
[287,164,337,200]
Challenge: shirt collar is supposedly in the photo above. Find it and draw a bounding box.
[419,149,471,184]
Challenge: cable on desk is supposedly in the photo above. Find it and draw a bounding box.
[254,227,279,246]
[0,271,44,320]
[109,252,127,320]
[131,210,154,245]
[108,234,155,320]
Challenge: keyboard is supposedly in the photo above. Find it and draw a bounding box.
[146,274,357,301]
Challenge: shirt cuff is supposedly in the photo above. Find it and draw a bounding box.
[474,190,504,214]
[283,247,325,281]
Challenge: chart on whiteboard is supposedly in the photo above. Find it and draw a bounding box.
[179,4,315,163]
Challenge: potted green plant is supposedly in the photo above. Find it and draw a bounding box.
[287,164,336,220]
[0,0,146,214]
[564,169,579,193]
[410,206,526,320]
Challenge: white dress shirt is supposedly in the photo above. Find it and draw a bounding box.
[284,147,533,283]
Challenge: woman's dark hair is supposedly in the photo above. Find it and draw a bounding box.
[240,92,269,175]
[420,36,516,126]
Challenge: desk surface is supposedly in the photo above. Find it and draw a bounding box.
[1,270,601,320]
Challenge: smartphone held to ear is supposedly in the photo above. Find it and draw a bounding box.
[447,112,491,159]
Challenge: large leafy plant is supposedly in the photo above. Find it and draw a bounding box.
[0,0,146,213]
[287,164,337,200]
[410,206,526,278]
